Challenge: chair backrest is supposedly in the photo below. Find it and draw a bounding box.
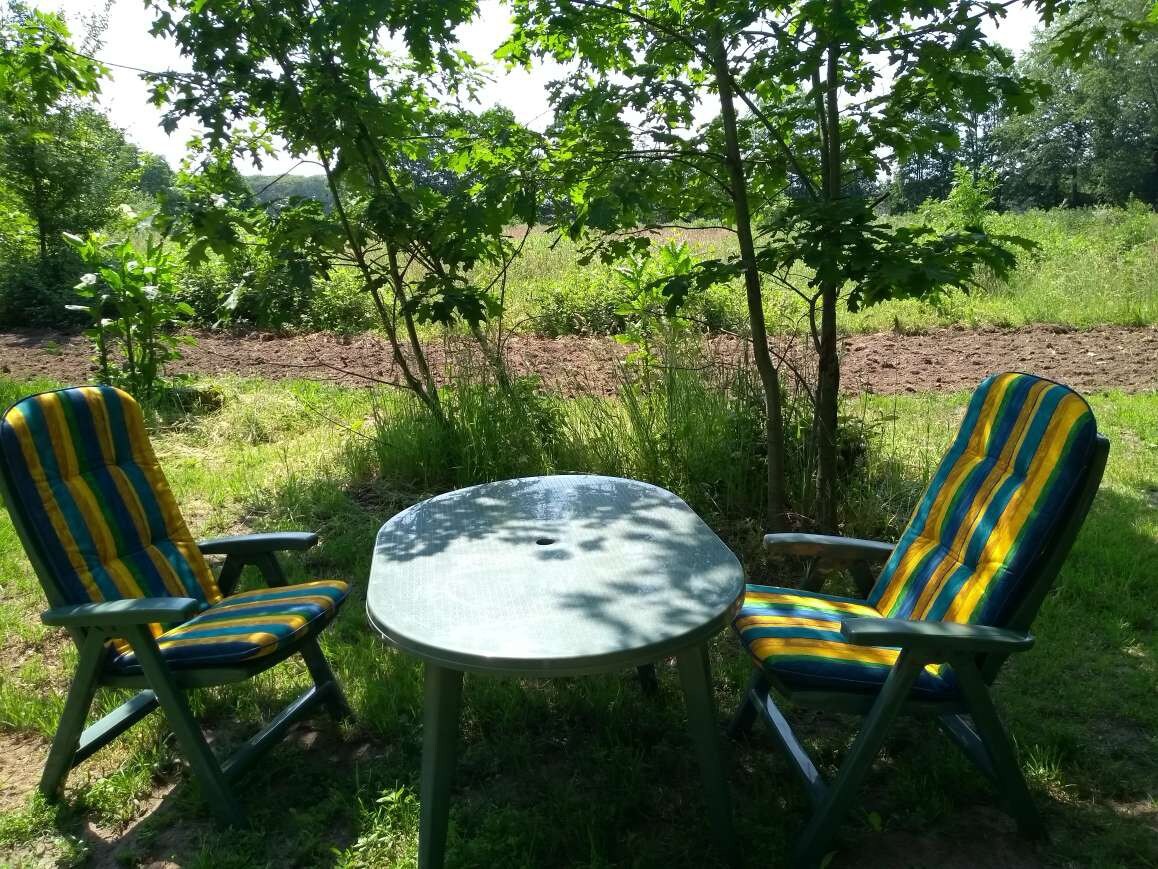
[0,386,222,620]
[868,372,1102,630]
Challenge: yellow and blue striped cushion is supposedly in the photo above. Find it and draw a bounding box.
[0,386,221,610]
[735,373,1097,697]
[869,372,1096,625]
[109,579,348,670]
[734,586,954,697]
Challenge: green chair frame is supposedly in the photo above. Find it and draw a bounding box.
[0,456,351,826]
[730,434,1109,866]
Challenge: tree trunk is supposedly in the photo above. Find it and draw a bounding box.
[36,217,49,268]
[814,13,843,533]
[709,32,789,531]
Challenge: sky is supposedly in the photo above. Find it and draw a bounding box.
[35,0,1043,175]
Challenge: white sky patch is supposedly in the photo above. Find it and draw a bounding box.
[34,0,1041,174]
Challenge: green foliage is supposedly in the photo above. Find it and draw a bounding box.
[920,164,1001,231]
[995,0,1158,207]
[613,240,695,366]
[0,3,172,327]
[506,0,1047,291]
[177,246,375,334]
[0,4,104,112]
[149,1,545,413]
[65,222,193,399]
[504,0,1063,527]
[890,0,1158,210]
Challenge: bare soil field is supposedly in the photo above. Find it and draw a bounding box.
[1,324,1155,396]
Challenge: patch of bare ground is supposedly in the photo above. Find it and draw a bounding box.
[0,720,374,868]
[1,325,1155,396]
[0,732,47,815]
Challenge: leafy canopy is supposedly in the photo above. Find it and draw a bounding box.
[504,0,1058,311]
[148,0,543,329]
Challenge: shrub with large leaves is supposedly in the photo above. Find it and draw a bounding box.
[65,224,193,400]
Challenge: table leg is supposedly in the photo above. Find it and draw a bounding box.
[419,663,463,869]
[636,663,659,695]
[676,644,739,867]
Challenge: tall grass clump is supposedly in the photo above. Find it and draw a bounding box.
[556,356,771,525]
[368,363,561,496]
[361,342,857,534]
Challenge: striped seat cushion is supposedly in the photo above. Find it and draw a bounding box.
[110,579,349,670]
[734,586,954,698]
[869,373,1097,625]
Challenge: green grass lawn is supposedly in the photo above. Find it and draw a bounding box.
[0,377,1155,867]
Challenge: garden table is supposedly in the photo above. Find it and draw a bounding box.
[366,474,745,868]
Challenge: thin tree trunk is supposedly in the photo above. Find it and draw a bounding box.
[36,217,49,267]
[315,149,444,422]
[270,39,444,424]
[814,8,843,532]
[386,243,441,402]
[709,31,789,531]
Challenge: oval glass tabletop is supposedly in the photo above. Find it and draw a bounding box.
[366,475,745,675]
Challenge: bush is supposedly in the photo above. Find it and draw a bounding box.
[0,251,86,329]
[529,242,747,338]
[301,268,377,334]
[177,250,374,334]
[65,229,192,400]
[532,271,631,337]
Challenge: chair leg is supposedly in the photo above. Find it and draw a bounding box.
[728,667,768,739]
[300,635,352,721]
[794,650,927,868]
[951,657,1045,839]
[39,632,105,797]
[124,626,242,826]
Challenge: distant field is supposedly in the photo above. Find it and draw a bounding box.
[490,207,1158,337]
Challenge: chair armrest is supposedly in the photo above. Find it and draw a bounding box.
[197,532,319,556]
[841,618,1035,654]
[42,597,201,628]
[764,533,895,562]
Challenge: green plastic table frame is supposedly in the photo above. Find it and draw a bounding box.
[366,475,746,868]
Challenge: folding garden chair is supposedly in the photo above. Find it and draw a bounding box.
[730,372,1108,866]
[0,385,351,825]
